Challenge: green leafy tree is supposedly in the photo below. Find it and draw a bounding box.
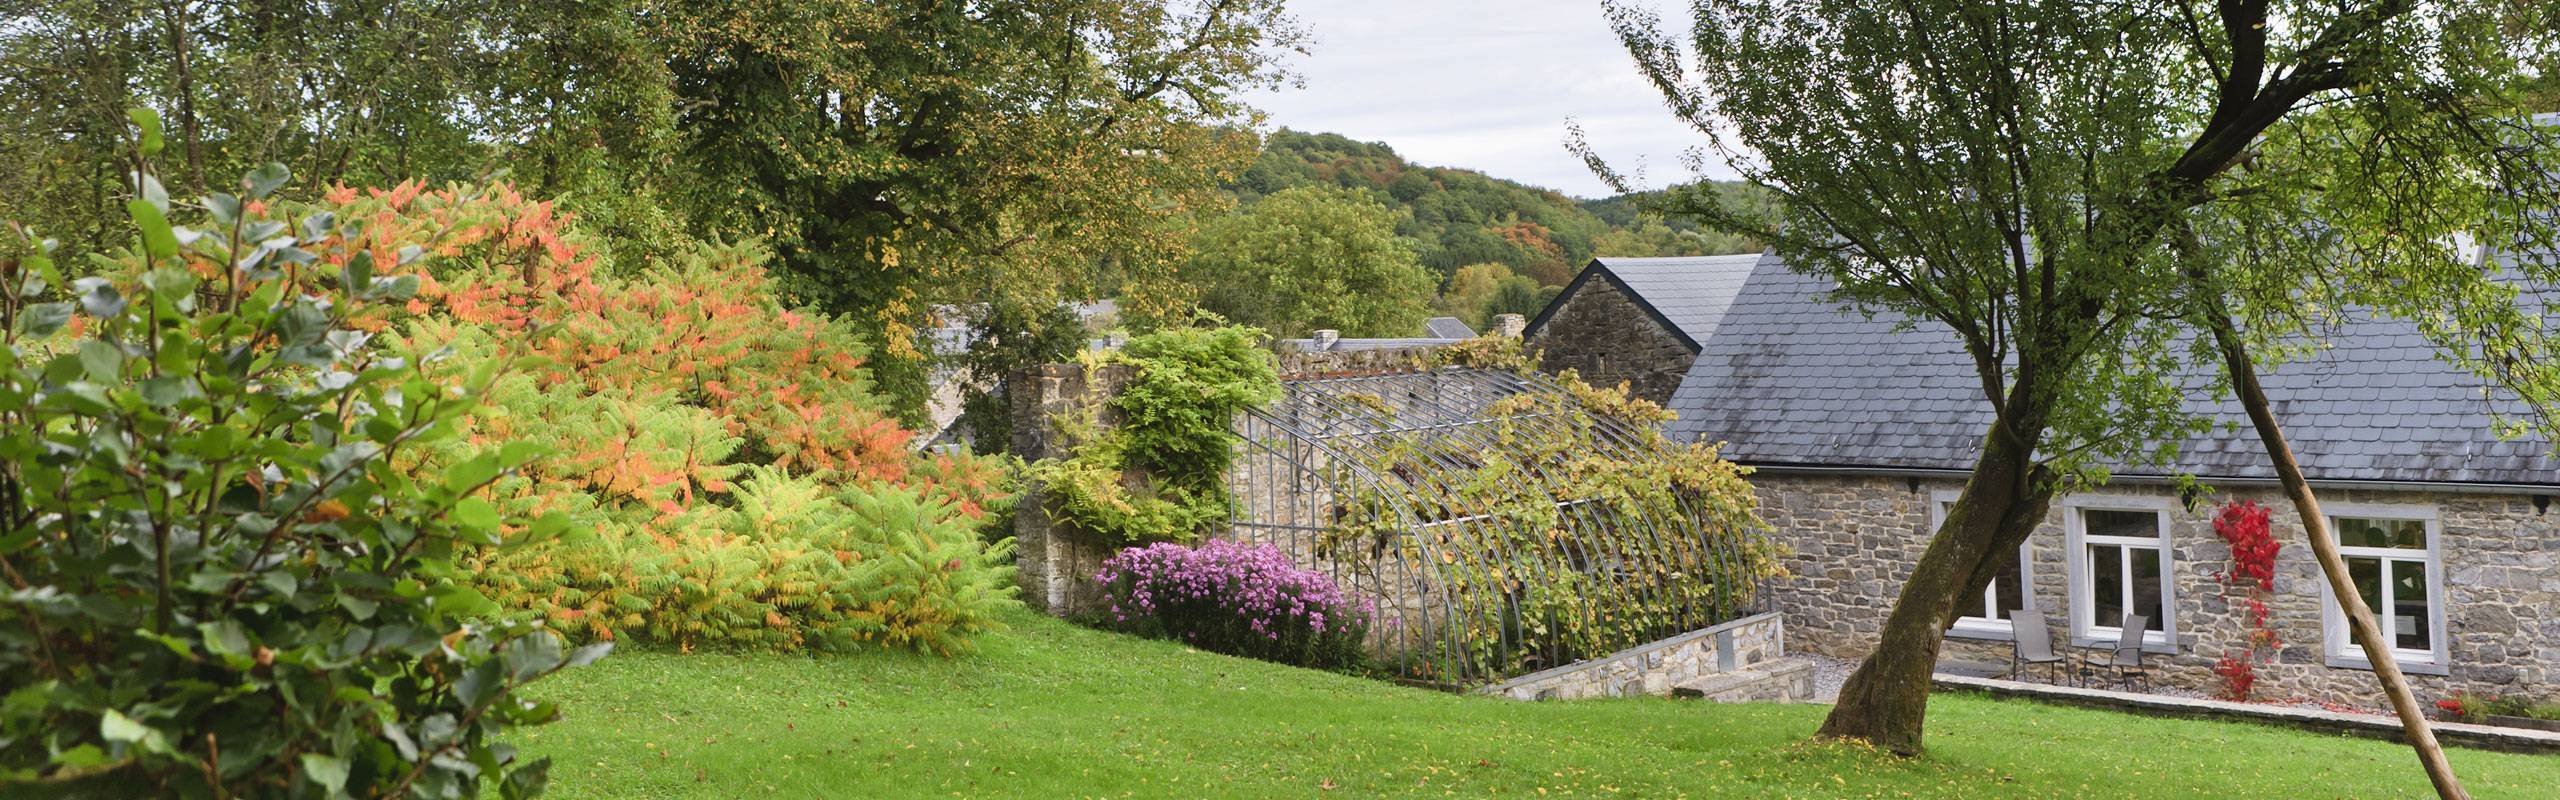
[654,0,1306,418]
[1603,2,2560,782]
[0,1,675,262]
[1480,276,1558,326]
[1185,186,1435,339]
[1437,263,1510,329]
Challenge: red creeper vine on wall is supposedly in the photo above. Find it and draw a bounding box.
[2211,500,2283,701]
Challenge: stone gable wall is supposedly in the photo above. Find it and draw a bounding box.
[1755,472,2559,706]
[1527,277,1696,404]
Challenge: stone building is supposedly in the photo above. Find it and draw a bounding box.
[1524,254,1759,404]
[1660,252,2559,706]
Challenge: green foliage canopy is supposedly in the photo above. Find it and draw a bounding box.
[1185,186,1436,339]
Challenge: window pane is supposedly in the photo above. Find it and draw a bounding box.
[1993,552,2026,620]
[1954,583,1989,621]
[2336,517,2425,549]
[2348,556,2385,633]
[2091,544,2123,627]
[2393,560,2433,652]
[2085,509,2157,540]
[2129,547,2163,632]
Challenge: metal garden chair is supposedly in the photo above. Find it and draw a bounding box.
[2006,609,2067,684]
[2081,613,2152,691]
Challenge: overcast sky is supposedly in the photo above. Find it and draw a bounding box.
[1241,0,1737,199]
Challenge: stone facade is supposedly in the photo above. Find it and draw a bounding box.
[1479,613,1813,702]
[1756,471,2560,706]
[1527,278,1696,404]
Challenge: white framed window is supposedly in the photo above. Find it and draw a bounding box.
[1932,492,2032,639]
[2321,504,2449,673]
[2063,496,2176,647]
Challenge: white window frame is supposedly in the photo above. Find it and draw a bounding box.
[2319,503,2451,675]
[1932,490,2034,640]
[2062,495,2178,649]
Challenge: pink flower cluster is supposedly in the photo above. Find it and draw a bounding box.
[1097,540,1365,640]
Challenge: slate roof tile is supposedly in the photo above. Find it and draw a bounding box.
[1666,252,2560,486]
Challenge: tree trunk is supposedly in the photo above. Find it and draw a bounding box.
[1817,410,2056,755]
[2204,311,2469,800]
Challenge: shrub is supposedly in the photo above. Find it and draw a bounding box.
[0,132,593,796]
[2441,692,2560,722]
[471,469,1017,654]
[1031,325,1279,544]
[275,180,1020,653]
[1095,540,1371,671]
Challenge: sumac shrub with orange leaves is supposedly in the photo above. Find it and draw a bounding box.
[299,180,1018,654]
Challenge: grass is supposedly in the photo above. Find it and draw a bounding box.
[519,611,2558,798]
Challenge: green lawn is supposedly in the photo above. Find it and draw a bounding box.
[519,611,2556,799]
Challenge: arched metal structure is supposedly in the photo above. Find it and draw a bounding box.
[1223,366,1772,687]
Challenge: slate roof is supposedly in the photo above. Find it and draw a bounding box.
[1665,252,2560,487]
[1526,255,1763,350]
[1279,337,1463,352]
[1279,316,1482,353]
[1425,316,1478,340]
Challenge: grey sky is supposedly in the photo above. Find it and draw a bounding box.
[1241,0,1738,199]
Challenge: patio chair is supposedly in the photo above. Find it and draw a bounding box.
[2082,613,2152,692]
[2006,609,2067,684]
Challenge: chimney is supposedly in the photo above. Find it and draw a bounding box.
[1494,314,1525,338]
[1311,329,1340,351]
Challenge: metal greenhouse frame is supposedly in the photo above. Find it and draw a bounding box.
[1221,365,1772,688]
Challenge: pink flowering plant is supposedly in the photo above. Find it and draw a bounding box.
[1096,540,1373,671]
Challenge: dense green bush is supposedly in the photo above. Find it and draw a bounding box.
[0,121,593,797]
[1031,326,1280,544]
[474,468,1017,655]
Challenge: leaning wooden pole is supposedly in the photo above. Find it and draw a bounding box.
[2204,311,2469,800]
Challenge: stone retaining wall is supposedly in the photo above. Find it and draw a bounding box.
[1756,472,2559,707]
[1478,612,1809,701]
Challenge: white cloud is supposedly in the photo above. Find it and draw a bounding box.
[1242,0,1738,197]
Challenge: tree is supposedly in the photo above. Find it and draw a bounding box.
[0,1,1307,423]
[0,1,672,260]
[1599,0,2560,773]
[654,0,1305,418]
[1185,185,1435,338]
[1438,263,1511,329]
[1480,275,1557,324]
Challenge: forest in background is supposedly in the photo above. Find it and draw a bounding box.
[1228,130,1764,329]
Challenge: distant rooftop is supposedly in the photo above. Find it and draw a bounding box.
[1280,316,1485,353]
[1526,254,1763,349]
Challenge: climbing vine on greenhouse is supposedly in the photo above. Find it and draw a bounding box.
[1300,338,1781,682]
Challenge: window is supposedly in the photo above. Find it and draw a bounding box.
[1933,494,2032,638]
[2322,506,2447,672]
[2065,498,2175,646]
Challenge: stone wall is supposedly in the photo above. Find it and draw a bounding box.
[1527,276,1696,404]
[1478,613,1811,702]
[1006,362,1139,616]
[1755,472,2560,706]
[1274,344,1444,378]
